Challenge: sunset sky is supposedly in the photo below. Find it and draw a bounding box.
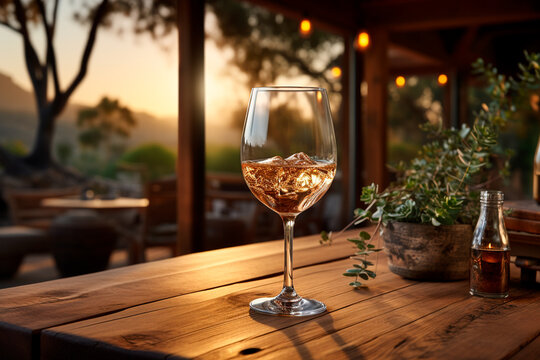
[0,2,178,119]
[0,2,246,126]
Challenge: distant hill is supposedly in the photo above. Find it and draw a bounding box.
[0,73,35,112]
[0,72,177,152]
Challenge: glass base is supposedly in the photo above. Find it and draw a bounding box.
[250,287,326,316]
[469,289,509,298]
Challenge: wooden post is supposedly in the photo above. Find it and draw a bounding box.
[363,28,389,188]
[340,35,353,226]
[177,0,205,254]
[343,34,366,213]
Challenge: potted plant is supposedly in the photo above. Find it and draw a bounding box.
[322,51,540,286]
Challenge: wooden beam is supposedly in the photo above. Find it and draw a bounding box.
[363,29,389,188]
[359,0,540,31]
[177,0,205,254]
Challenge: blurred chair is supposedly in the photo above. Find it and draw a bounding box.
[141,178,178,260]
[4,187,81,229]
[0,187,80,278]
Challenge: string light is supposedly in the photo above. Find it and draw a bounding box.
[438,74,448,86]
[331,66,342,78]
[356,31,370,50]
[299,19,312,36]
[395,76,406,87]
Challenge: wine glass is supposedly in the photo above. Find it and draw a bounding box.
[241,86,337,316]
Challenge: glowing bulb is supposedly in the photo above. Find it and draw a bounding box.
[488,243,492,249]
[356,31,370,49]
[331,66,342,78]
[300,19,312,36]
[316,91,322,102]
[438,74,448,86]
[395,76,406,87]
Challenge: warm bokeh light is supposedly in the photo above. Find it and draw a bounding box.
[331,66,342,78]
[317,91,322,102]
[395,76,406,87]
[438,74,448,86]
[299,19,312,36]
[356,31,370,50]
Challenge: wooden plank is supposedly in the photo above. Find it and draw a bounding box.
[224,286,538,359]
[177,0,205,254]
[505,200,540,222]
[0,230,360,360]
[505,217,540,235]
[199,275,468,359]
[359,0,540,31]
[198,268,533,360]
[338,291,540,360]
[510,334,540,360]
[40,256,407,359]
[41,258,537,360]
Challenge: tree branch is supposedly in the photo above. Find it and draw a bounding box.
[13,0,46,108]
[37,0,61,97]
[0,20,22,34]
[51,0,59,37]
[63,0,109,103]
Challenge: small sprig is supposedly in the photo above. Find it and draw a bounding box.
[343,230,383,288]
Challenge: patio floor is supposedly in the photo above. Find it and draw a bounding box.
[0,247,172,290]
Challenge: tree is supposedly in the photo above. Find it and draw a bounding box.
[0,0,342,178]
[206,0,343,92]
[0,0,175,177]
[77,96,136,154]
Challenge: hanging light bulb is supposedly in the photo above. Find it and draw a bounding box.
[438,74,448,86]
[395,76,406,87]
[299,18,312,36]
[331,66,342,78]
[356,31,370,50]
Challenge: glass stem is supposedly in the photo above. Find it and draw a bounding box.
[282,215,296,290]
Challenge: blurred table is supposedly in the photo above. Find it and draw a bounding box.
[0,229,538,360]
[42,196,149,264]
[41,196,149,211]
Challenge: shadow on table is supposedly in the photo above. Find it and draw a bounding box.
[249,311,364,360]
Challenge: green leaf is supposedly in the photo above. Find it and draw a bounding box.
[359,231,371,240]
[349,281,364,287]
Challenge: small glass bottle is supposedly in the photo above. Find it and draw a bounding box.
[470,190,510,298]
[534,136,540,204]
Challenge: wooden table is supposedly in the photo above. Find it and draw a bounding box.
[0,229,538,360]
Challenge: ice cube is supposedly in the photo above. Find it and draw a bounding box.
[285,152,316,165]
[260,155,285,165]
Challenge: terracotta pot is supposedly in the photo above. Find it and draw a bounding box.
[382,222,472,281]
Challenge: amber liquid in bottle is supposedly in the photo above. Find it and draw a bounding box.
[242,153,336,215]
[470,249,510,298]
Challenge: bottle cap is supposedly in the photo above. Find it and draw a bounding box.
[480,190,504,204]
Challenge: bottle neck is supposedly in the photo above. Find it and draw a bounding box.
[472,202,510,250]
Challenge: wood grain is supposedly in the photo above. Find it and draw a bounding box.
[0,230,360,360]
[41,256,404,360]
[40,260,535,360]
[510,334,540,360]
[505,200,540,222]
[505,217,540,235]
